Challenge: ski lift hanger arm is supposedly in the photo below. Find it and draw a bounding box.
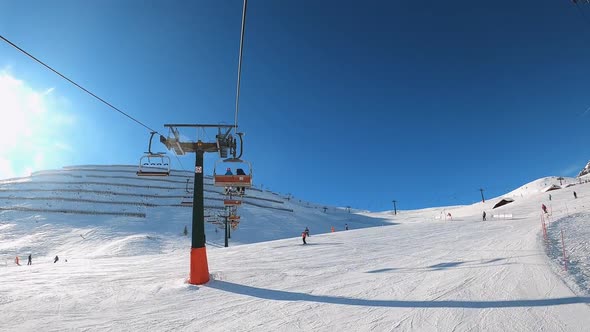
[163,124,236,129]
[161,124,240,155]
[160,139,219,154]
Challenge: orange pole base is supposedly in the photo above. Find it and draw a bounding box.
[189,247,210,285]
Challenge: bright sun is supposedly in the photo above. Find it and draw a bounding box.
[0,71,73,178]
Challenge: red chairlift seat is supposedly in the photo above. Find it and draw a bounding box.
[213,159,253,188]
[224,199,242,207]
[215,174,252,187]
[228,215,241,221]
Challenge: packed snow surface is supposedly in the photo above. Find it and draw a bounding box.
[1,166,590,331]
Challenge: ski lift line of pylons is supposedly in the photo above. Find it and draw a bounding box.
[137,132,171,177]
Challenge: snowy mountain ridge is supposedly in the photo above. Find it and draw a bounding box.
[578,160,590,177]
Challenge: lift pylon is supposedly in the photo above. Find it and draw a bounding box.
[160,124,244,285]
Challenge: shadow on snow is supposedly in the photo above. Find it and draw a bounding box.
[365,256,539,273]
[207,280,590,309]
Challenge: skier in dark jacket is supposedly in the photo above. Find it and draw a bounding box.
[236,168,246,194]
[27,254,32,265]
[482,211,486,221]
[574,191,578,199]
[54,255,59,263]
[302,231,307,245]
[542,204,548,214]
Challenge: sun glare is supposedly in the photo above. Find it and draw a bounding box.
[0,71,74,178]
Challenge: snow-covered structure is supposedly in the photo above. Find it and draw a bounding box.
[492,197,515,209]
[543,184,562,192]
[578,160,590,177]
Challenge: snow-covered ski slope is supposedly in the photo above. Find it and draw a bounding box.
[1,166,590,331]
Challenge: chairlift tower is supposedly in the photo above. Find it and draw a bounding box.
[160,124,239,285]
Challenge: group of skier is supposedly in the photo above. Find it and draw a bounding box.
[542,191,580,215]
[14,254,62,266]
[300,224,350,244]
[14,254,32,266]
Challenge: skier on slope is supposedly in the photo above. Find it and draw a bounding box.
[542,204,548,214]
[301,230,307,245]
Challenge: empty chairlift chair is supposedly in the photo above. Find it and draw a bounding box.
[137,132,171,177]
[137,154,171,176]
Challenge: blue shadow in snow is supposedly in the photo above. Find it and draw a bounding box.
[367,268,397,273]
[428,261,464,270]
[207,280,590,309]
[271,242,344,249]
[367,258,516,274]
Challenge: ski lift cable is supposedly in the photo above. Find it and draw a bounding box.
[570,0,590,29]
[174,154,186,172]
[1,34,186,173]
[234,0,248,132]
[0,34,162,136]
[202,127,212,142]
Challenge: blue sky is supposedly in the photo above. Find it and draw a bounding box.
[1,0,590,211]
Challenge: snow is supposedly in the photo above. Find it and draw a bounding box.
[1,165,590,331]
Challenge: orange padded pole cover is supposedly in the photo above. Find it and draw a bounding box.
[189,247,210,284]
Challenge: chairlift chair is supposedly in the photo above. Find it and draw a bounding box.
[228,214,241,222]
[213,158,253,188]
[180,195,193,206]
[137,132,171,177]
[223,199,242,207]
[137,154,171,176]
